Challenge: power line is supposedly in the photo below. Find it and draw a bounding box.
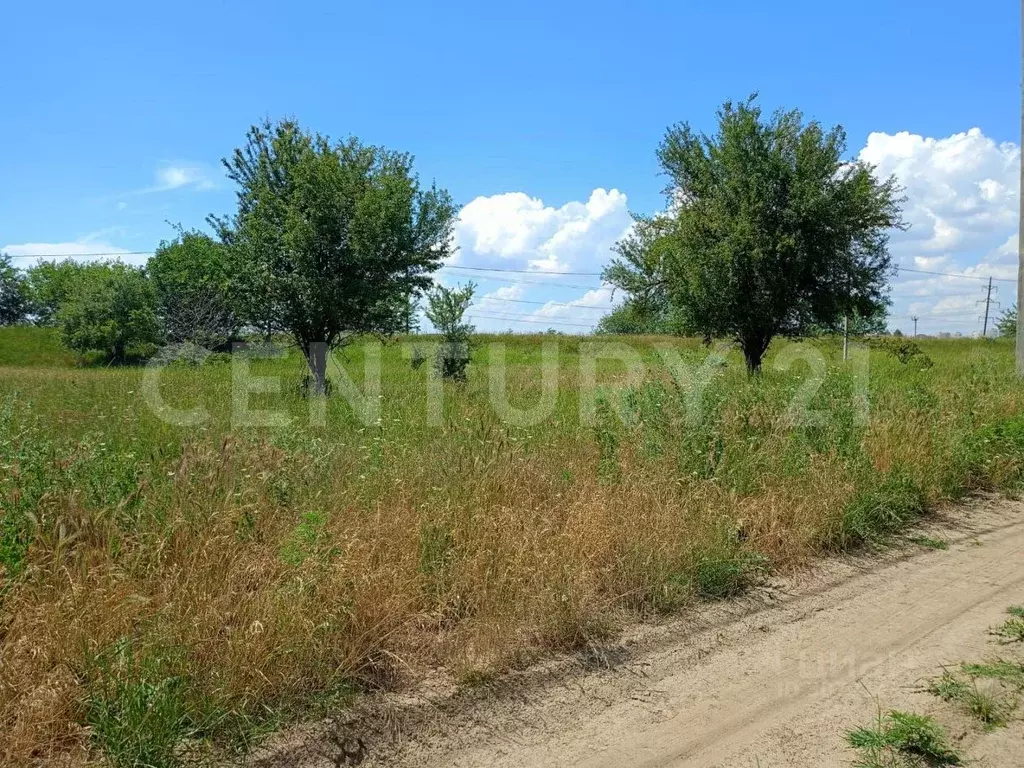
[468,311,596,329]
[2,250,606,278]
[897,266,1016,284]
[444,269,604,290]
[892,307,989,318]
[6,250,154,259]
[4,250,606,290]
[441,264,602,276]
[472,296,608,312]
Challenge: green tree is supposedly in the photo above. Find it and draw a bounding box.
[400,291,422,334]
[605,97,905,372]
[996,303,1017,339]
[148,230,237,349]
[58,263,161,362]
[424,282,475,380]
[24,259,92,326]
[602,214,689,335]
[0,254,30,325]
[212,119,457,391]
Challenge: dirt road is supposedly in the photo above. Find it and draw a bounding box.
[254,498,1024,768]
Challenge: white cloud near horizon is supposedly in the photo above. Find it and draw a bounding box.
[859,127,1018,256]
[859,127,1019,334]
[448,188,630,330]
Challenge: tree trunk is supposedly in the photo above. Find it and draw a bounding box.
[740,334,770,374]
[304,342,329,395]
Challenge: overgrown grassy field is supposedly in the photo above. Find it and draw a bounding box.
[2,328,1024,765]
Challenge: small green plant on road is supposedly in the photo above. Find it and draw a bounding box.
[847,709,962,767]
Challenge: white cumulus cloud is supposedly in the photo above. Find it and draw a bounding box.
[453,188,632,274]
[530,287,615,320]
[858,127,1019,335]
[859,127,1018,256]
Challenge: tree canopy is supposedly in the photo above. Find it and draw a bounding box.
[58,262,161,362]
[23,259,95,326]
[0,254,30,326]
[211,119,457,391]
[996,304,1017,339]
[149,230,237,349]
[604,97,905,371]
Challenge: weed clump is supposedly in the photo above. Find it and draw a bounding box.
[928,670,1014,729]
[83,641,192,768]
[871,337,934,369]
[992,606,1024,644]
[846,709,962,767]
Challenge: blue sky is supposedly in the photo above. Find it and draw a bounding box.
[2,0,1020,335]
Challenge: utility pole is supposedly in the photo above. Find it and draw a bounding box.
[911,315,919,338]
[980,276,996,337]
[842,312,849,361]
[1018,0,1024,373]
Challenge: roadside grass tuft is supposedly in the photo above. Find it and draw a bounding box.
[907,535,949,551]
[694,551,767,600]
[83,640,192,768]
[928,657,1022,730]
[835,469,927,549]
[846,709,962,767]
[992,606,1024,643]
[961,660,1024,689]
[928,671,970,703]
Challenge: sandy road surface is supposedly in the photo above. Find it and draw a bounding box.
[253,498,1024,768]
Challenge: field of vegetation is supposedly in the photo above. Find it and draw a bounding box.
[3,327,1024,765]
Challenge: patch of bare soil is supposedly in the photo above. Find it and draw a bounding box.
[247,496,1024,767]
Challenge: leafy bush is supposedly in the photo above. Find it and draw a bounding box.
[596,298,689,335]
[871,336,933,368]
[58,263,161,362]
[996,303,1017,339]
